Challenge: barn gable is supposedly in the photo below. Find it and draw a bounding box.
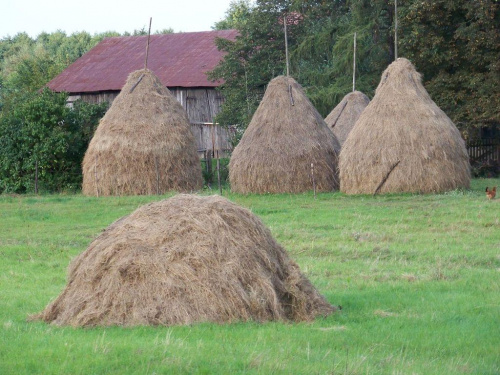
[47,30,238,156]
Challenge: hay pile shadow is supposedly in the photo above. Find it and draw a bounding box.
[229,76,340,194]
[82,69,202,196]
[325,91,370,147]
[340,58,470,194]
[31,194,335,327]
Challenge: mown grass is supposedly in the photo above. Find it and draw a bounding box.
[0,179,499,374]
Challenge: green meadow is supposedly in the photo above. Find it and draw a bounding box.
[0,178,499,374]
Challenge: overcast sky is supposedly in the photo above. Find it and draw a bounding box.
[1,0,235,39]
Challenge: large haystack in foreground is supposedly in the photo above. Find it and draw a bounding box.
[32,194,335,327]
[340,58,470,194]
[81,69,202,196]
[229,76,340,194]
[325,91,370,147]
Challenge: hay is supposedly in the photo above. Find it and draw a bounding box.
[31,194,335,327]
[81,69,202,196]
[325,91,370,147]
[229,76,340,194]
[339,58,470,194]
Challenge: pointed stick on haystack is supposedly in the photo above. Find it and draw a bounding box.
[353,32,357,92]
[394,0,398,59]
[144,17,152,69]
[284,14,294,106]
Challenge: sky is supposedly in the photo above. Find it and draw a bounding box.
[1,0,235,39]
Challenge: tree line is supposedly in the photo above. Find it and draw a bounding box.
[0,29,171,193]
[0,0,499,193]
[210,0,499,141]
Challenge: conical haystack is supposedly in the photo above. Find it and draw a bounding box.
[82,69,202,196]
[229,76,340,194]
[32,194,335,327]
[325,91,370,147]
[340,58,470,194]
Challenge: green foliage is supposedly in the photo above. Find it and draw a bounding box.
[399,0,500,132]
[0,89,107,193]
[211,0,499,134]
[213,0,253,30]
[0,30,132,194]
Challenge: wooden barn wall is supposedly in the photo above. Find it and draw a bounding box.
[71,88,233,157]
[169,88,224,124]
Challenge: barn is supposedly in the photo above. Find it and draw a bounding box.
[47,30,238,157]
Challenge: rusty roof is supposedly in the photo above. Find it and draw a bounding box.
[47,29,238,93]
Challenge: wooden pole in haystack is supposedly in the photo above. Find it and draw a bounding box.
[129,18,152,94]
[394,0,398,60]
[144,17,152,69]
[353,32,357,92]
[284,14,294,106]
[284,15,290,78]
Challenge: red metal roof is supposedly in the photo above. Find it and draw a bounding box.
[47,30,238,93]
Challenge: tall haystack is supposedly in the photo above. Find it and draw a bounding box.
[340,58,470,194]
[325,91,370,147]
[32,194,335,327]
[81,69,202,196]
[229,76,340,194]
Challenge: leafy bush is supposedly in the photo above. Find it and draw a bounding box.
[0,89,107,193]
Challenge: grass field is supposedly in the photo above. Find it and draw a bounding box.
[0,178,499,374]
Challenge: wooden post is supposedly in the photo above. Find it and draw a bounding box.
[144,17,152,69]
[311,163,316,199]
[394,0,398,60]
[353,32,357,92]
[331,100,348,129]
[284,14,294,106]
[216,149,222,196]
[155,156,160,195]
[35,160,38,195]
[94,154,99,197]
[284,15,289,78]
[206,150,212,186]
[373,160,400,196]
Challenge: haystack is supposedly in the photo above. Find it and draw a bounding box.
[339,58,470,194]
[81,69,202,196]
[229,76,340,194]
[325,91,370,147]
[32,194,335,327]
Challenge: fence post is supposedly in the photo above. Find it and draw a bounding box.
[35,160,39,195]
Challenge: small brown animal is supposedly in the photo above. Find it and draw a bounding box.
[485,186,496,200]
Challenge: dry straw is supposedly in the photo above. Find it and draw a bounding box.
[31,194,335,327]
[81,69,202,196]
[340,58,470,194]
[229,76,340,194]
[325,91,370,147]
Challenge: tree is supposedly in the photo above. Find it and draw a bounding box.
[399,0,500,135]
[209,0,326,131]
[0,89,106,193]
[213,0,253,30]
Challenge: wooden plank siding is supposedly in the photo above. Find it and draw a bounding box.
[68,88,234,158]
